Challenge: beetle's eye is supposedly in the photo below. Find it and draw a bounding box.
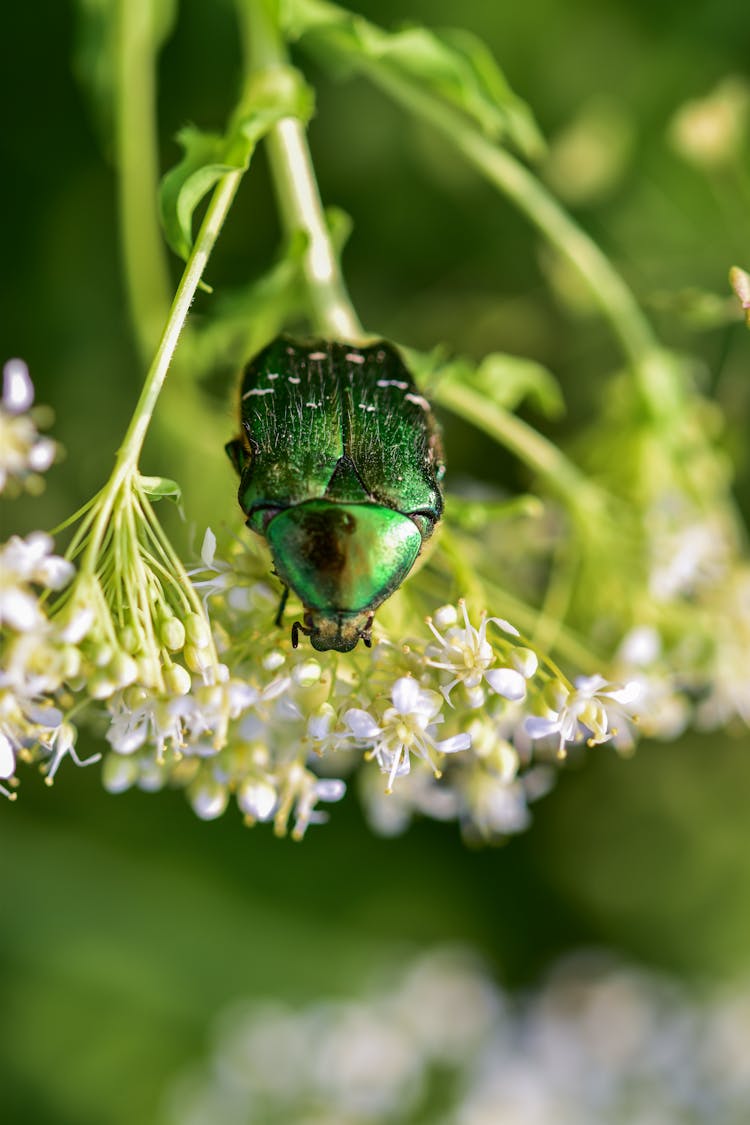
[409,511,436,539]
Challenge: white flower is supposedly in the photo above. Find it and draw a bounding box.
[272,761,347,838]
[0,730,17,798]
[237,778,278,821]
[525,675,640,751]
[0,360,56,494]
[426,601,532,706]
[342,676,471,792]
[39,720,100,784]
[180,678,259,748]
[0,532,74,632]
[106,688,187,757]
[191,527,277,613]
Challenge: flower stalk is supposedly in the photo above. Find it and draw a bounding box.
[237,0,364,340]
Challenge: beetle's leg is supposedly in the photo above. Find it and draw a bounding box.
[274,585,289,627]
[361,613,374,648]
[291,611,316,649]
[291,618,314,649]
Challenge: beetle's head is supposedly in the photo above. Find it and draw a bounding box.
[292,610,373,653]
[266,499,423,652]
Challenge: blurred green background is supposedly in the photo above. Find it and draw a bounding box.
[2,2,749,1122]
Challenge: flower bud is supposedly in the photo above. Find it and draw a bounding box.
[123,684,149,710]
[136,655,163,690]
[543,679,569,713]
[185,644,212,675]
[102,753,140,794]
[188,776,229,820]
[262,649,286,672]
[185,612,211,649]
[433,604,458,629]
[512,646,539,679]
[464,685,486,710]
[291,660,322,688]
[237,779,278,821]
[92,643,113,669]
[109,651,138,689]
[60,645,82,680]
[164,663,192,696]
[160,616,186,652]
[119,625,141,655]
[89,672,117,700]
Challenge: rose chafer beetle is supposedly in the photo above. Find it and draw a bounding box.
[226,337,444,652]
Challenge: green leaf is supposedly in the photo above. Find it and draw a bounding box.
[159,127,235,263]
[281,0,544,159]
[139,475,183,506]
[404,346,564,419]
[159,66,315,262]
[446,491,545,531]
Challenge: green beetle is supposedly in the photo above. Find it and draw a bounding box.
[226,337,444,652]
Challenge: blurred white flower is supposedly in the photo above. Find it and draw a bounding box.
[0,359,56,495]
[526,675,639,752]
[163,948,750,1125]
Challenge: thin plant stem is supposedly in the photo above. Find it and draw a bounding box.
[238,0,364,340]
[116,0,173,360]
[77,170,244,576]
[434,378,606,514]
[306,54,670,414]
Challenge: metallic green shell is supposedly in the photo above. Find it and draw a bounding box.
[229,338,444,651]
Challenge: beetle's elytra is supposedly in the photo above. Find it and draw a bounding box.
[226,337,444,652]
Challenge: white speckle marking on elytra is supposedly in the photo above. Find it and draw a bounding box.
[405,393,430,410]
[242,387,275,398]
[358,403,377,412]
[309,351,327,361]
[288,376,301,384]
[345,352,365,364]
[377,379,408,389]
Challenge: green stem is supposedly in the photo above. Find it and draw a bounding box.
[434,379,605,513]
[116,0,173,360]
[78,170,243,574]
[116,172,243,474]
[317,56,666,411]
[238,0,364,340]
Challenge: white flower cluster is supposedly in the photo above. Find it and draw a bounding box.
[0,532,98,797]
[92,529,640,839]
[163,947,750,1125]
[0,359,56,495]
[15,363,745,838]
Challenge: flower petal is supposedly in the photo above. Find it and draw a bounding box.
[315,778,346,802]
[391,676,421,714]
[524,715,561,739]
[344,708,382,739]
[0,732,15,779]
[3,359,34,413]
[201,527,217,567]
[485,667,527,701]
[433,732,472,755]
